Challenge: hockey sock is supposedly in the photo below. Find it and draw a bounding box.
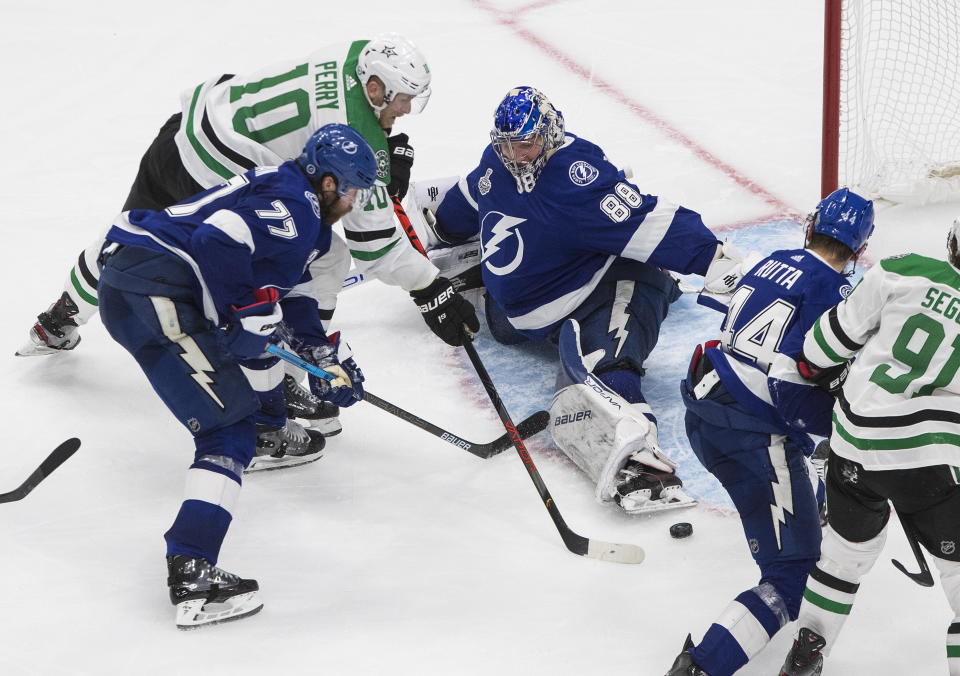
[164,467,240,564]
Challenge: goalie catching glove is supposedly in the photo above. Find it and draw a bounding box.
[410,276,480,347]
[297,332,364,407]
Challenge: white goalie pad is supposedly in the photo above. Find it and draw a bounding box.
[550,319,677,503]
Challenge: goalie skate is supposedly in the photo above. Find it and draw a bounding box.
[614,460,697,515]
[16,292,81,356]
[167,555,262,629]
[246,419,325,473]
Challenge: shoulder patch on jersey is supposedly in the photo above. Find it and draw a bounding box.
[569,160,599,186]
[375,149,389,181]
[304,191,321,219]
[478,167,493,195]
[839,283,853,298]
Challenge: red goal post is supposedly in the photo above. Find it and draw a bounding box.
[822,0,960,204]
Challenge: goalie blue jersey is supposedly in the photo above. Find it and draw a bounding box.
[434,133,720,339]
[703,248,853,437]
[104,162,331,342]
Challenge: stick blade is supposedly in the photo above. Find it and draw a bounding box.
[483,410,551,458]
[586,539,646,564]
[891,557,935,587]
[39,438,82,477]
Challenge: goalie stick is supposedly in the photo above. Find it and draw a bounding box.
[0,438,81,504]
[461,337,645,564]
[266,345,549,459]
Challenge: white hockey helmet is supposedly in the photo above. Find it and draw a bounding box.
[356,33,432,114]
[949,217,960,268]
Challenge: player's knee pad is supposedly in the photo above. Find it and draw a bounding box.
[818,524,887,583]
[192,418,258,477]
[758,559,819,619]
[933,556,960,617]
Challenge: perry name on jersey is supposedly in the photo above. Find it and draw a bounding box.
[704,248,852,436]
[105,163,330,330]
[434,133,719,339]
[174,41,389,189]
[804,253,960,469]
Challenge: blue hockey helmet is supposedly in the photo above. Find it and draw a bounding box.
[297,123,377,208]
[490,86,565,192]
[808,188,875,253]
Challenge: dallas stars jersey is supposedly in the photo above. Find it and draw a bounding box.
[803,253,960,469]
[173,41,437,291]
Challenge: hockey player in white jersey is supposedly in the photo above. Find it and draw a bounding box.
[776,220,960,675]
[406,86,752,514]
[19,34,478,356]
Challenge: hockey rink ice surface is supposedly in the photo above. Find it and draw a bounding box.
[2,1,957,674]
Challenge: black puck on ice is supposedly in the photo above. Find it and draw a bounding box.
[670,522,693,539]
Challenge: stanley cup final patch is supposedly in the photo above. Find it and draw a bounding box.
[569,161,599,186]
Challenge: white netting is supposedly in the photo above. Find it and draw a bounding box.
[841,1,960,204]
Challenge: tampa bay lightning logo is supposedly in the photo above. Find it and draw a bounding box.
[569,160,599,186]
[481,211,525,276]
[304,191,321,218]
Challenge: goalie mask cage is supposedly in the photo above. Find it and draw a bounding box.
[822,0,960,204]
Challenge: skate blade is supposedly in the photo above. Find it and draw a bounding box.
[619,487,698,515]
[244,452,323,473]
[15,341,62,357]
[175,592,263,629]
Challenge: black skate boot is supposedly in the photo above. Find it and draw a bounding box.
[17,292,82,356]
[283,374,341,437]
[665,634,707,676]
[614,460,696,514]
[780,627,826,676]
[246,419,325,472]
[166,555,262,629]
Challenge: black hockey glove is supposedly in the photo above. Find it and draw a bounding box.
[387,133,414,200]
[411,276,480,347]
[797,353,849,396]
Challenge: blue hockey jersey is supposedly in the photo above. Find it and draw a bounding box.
[703,247,852,436]
[104,162,332,344]
[434,134,720,339]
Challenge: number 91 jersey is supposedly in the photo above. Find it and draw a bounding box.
[174,41,389,190]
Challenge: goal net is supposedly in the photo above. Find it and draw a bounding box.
[823,0,960,204]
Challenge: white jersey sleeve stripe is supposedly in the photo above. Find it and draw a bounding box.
[620,199,678,262]
[457,175,479,210]
[508,256,616,331]
[204,210,256,253]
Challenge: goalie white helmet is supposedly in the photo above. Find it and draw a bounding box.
[356,33,432,114]
[949,217,960,268]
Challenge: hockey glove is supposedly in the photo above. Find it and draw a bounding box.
[223,290,282,360]
[797,353,850,396]
[299,333,364,407]
[410,276,480,347]
[387,133,414,200]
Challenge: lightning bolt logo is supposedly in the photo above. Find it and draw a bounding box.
[768,440,794,551]
[149,296,224,409]
[481,211,525,276]
[608,280,634,358]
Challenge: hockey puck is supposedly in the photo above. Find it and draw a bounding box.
[670,522,693,539]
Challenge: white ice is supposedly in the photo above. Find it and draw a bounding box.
[1,1,954,674]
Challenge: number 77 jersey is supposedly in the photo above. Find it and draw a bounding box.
[803,253,960,470]
[174,41,389,189]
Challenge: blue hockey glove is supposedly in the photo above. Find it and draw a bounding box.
[223,289,282,360]
[299,333,364,407]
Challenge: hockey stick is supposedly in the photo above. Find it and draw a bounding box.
[266,345,549,459]
[891,509,935,587]
[461,337,645,564]
[0,438,81,504]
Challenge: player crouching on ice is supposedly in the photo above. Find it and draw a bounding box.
[666,189,875,676]
[97,124,375,628]
[401,86,754,514]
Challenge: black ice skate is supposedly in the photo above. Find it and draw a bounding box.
[246,419,325,472]
[780,627,826,676]
[664,634,707,676]
[283,374,342,437]
[16,292,82,356]
[614,461,697,514]
[166,555,262,629]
